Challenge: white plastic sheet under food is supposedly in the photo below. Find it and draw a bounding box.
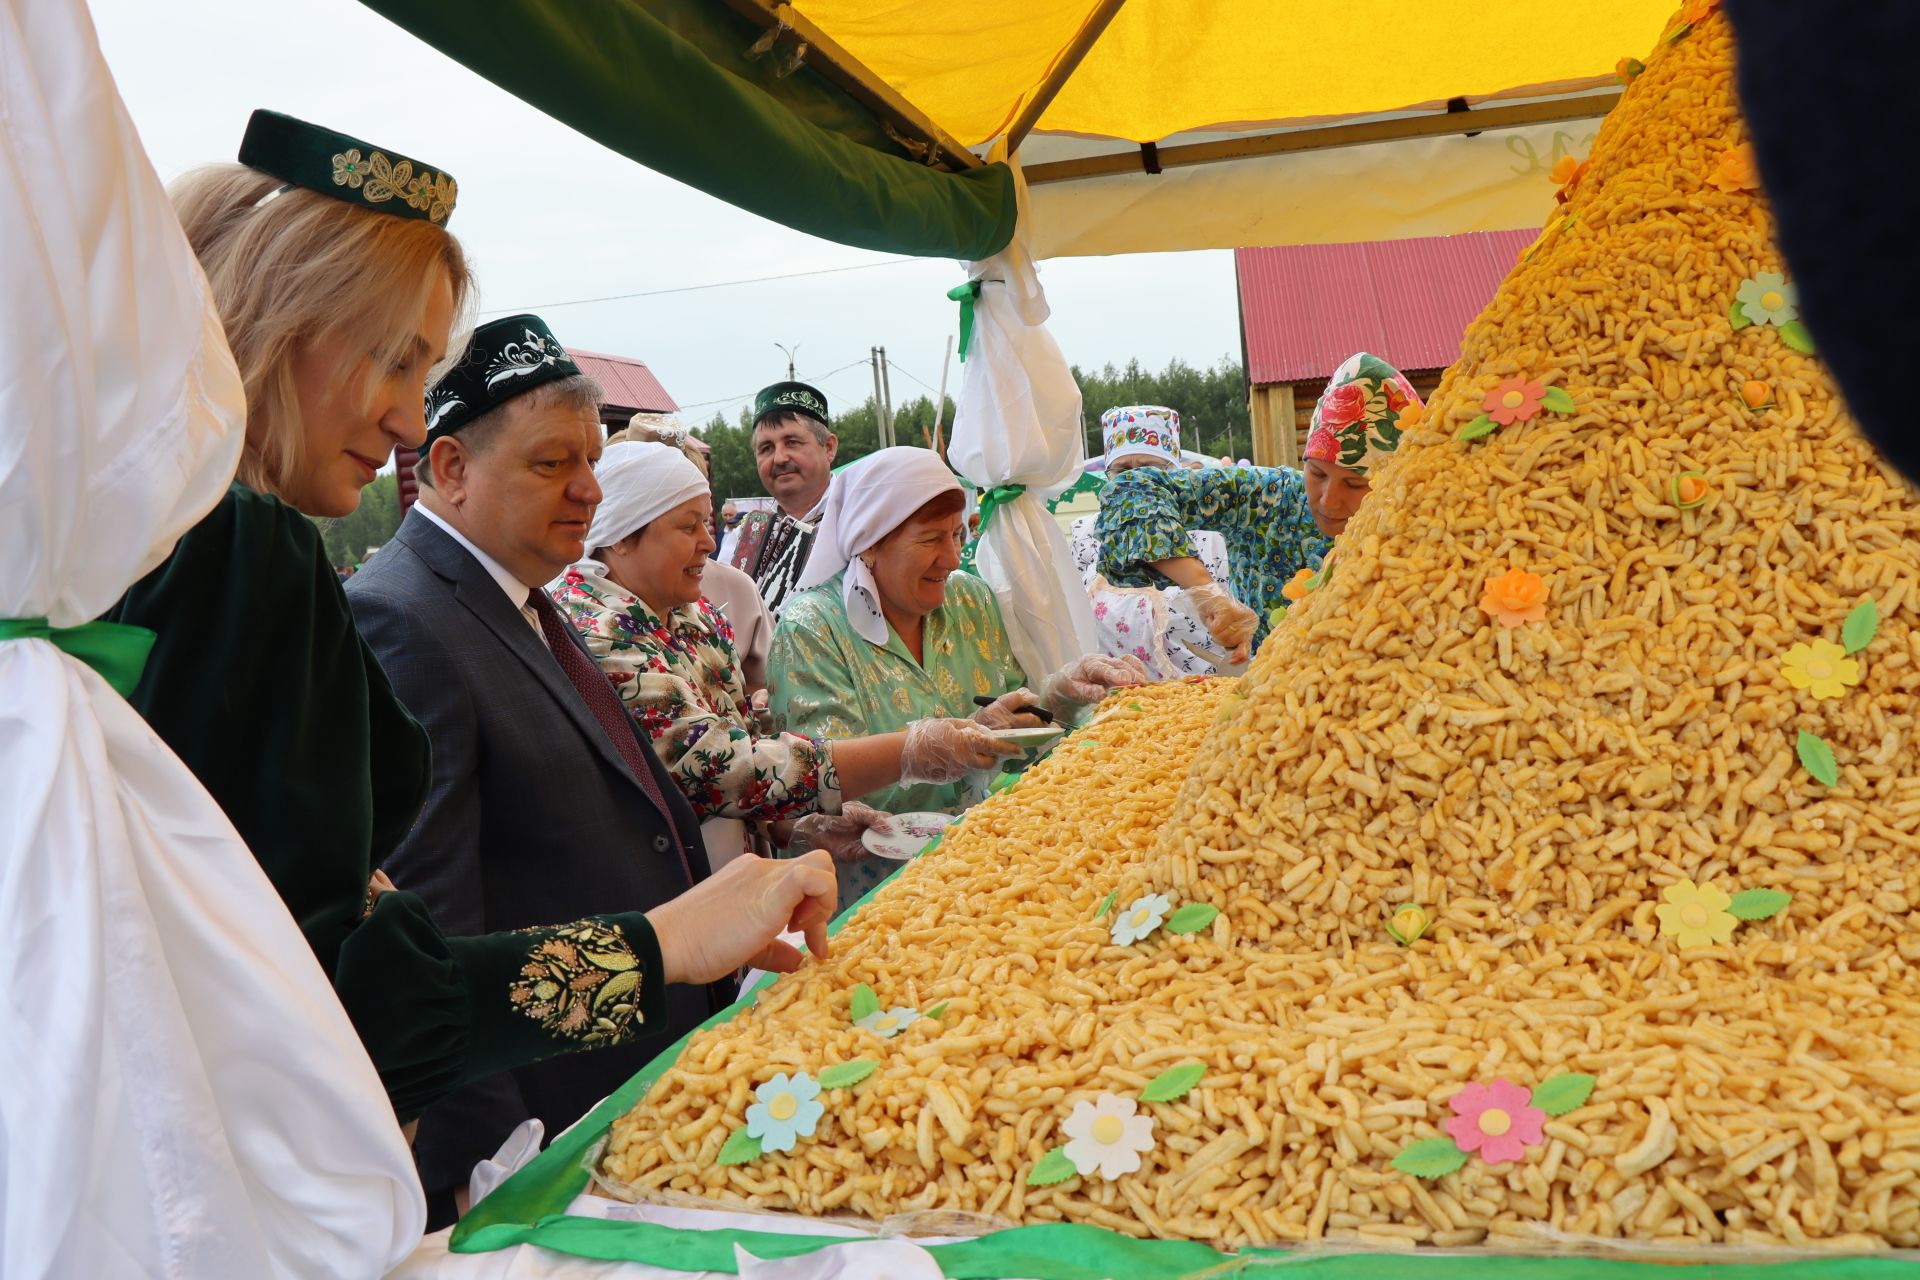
[0,1,424,1273]
[945,153,1098,683]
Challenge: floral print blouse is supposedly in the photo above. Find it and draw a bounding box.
[1070,514,1232,678]
[1096,464,1332,650]
[550,563,839,822]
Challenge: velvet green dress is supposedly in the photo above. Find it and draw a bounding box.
[107,486,667,1119]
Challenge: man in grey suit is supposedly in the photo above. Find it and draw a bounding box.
[347,314,831,1226]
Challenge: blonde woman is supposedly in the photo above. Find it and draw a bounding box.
[105,111,837,1130]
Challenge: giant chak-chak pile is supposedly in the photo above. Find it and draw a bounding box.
[606,9,1920,1252]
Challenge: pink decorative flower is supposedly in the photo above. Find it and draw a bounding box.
[1444,1080,1545,1165]
[1318,382,1369,428]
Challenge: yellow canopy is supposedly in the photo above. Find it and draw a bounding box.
[796,0,1674,147]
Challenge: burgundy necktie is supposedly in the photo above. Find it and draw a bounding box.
[529,589,693,885]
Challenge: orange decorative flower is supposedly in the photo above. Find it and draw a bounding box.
[1740,379,1772,408]
[1616,57,1645,85]
[1708,144,1758,193]
[1550,156,1589,203]
[1479,569,1548,629]
[1396,400,1424,430]
[1282,568,1317,602]
[1679,0,1718,24]
[1483,377,1546,426]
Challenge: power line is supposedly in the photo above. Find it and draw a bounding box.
[676,359,869,418]
[477,257,921,317]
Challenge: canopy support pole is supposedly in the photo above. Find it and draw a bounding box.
[1005,0,1130,155]
[1023,91,1622,185]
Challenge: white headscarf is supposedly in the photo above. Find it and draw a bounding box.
[796,447,964,646]
[585,440,710,553]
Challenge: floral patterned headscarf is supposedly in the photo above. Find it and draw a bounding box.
[1301,352,1422,478]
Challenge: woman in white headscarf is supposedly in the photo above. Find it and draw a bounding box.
[770,448,1150,837]
[550,441,1013,878]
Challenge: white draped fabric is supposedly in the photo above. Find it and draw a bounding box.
[0,1,424,1274]
[946,154,1098,680]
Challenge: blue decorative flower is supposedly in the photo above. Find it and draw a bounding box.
[743,1071,825,1153]
[1735,272,1798,327]
[855,1006,920,1039]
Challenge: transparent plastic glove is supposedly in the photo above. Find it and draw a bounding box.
[899,717,1022,785]
[646,851,837,984]
[1040,653,1153,713]
[1183,580,1257,665]
[971,686,1046,729]
[790,802,896,863]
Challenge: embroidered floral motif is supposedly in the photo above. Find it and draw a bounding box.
[485,326,571,391]
[331,148,457,223]
[507,919,644,1046]
[331,148,367,189]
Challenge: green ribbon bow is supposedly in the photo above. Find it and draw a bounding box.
[946,278,1001,363]
[0,616,157,697]
[959,482,1028,572]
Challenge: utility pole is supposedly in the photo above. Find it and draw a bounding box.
[878,345,896,448]
[869,347,890,448]
[774,342,800,380]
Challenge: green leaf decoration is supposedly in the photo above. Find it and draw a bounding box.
[1844,598,1880,654]
[1728,299,1751,331]
[1458,414,1496,442]
[849,983,880,1021]
[717,1127,763,1166]
[1027,1146,1077,1186]
[1797,730,1839,788]
[1095,889,1118,920]
[1540,386,1577,414]
[1663,20,1692,43]
[817,1059,879,1090]
[1778,320,1816,354]
[1530,1073,1597,1116]
[1268,607,1288,629]
[1391,1137,1468,1179]
[1164,903,1220,935]
[1140,1061,1208,1103]
[1729,888,1792,921]
[924,1002,950,1021]
[1127,702,1143,712]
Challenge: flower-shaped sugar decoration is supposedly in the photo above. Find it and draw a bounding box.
[744,1071,825,1154]
[1282,568,1317,602]
[1709,143,1759,194]
[856,1006,920,1039]
[1741,380,1774,411]
[1444,1080,1546,1165]
[1386,903,1433,945]
[1110,893,1172,945]
[1655,881,1737,950]
[1483,377,1546,425]
[1479,568,1548,629]
[1615,56,1645,85]
[1782,639,1862,701]
[1736,273,1799,327]
[1061,1093,1156,1180]
[1549,156,1588,203]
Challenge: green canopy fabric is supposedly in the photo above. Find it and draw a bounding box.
[359,0,1016,259]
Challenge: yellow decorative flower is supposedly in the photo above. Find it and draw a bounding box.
[1781,639,1862,700]
[1655,881,1736,950]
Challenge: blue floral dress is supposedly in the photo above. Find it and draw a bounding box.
[1096,465,1332,649]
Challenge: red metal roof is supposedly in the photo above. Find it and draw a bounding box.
[1236,229,1538,385]
[567,347,679,414]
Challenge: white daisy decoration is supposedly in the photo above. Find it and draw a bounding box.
[855,1006,920,1039]
[1061,1093,1156,1180]
[1110,893,1172,945]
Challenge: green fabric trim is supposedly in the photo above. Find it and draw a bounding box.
[947,279,984,361]
[0,616,157,697]
[958,483,1026,573]
[356,0,1016,259]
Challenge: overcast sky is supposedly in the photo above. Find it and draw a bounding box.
[89,0,1243,427]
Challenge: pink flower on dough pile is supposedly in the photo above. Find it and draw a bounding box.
[1444,1079,1546,1165]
